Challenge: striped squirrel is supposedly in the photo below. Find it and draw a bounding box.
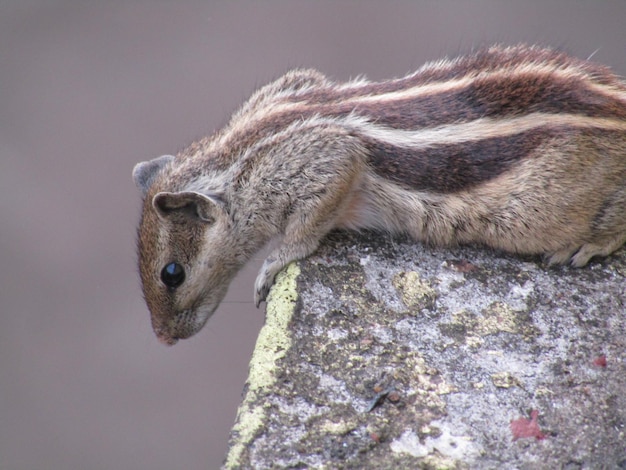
[133,44,626,345]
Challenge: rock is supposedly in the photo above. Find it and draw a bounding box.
[224,231,626,469]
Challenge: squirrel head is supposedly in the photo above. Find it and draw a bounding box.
[133,156,237,345]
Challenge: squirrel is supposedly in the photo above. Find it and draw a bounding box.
[133,44,626,345]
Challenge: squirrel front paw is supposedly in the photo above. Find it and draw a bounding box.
[254,257,279,307]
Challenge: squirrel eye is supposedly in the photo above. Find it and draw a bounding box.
[161,262,185,289]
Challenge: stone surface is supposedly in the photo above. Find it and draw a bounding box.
[224,231,626,469]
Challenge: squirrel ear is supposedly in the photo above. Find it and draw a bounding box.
[132,155,175,196]
[152,191,226,223]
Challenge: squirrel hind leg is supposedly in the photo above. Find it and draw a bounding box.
[569,234,626,267]
[547,234,626,267]
[546,246,580,266]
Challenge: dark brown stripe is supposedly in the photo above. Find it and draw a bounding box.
[458,72,626,120]
[303,73,626,129]
[365,128,558,193]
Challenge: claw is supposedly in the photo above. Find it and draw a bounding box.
[254,261,276,307]
[254,285,267,308]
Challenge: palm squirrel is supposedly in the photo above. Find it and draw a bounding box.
[133,44,626,344]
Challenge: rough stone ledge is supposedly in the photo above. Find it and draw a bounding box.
[224,231,626,469]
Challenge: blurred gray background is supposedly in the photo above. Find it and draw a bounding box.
[2,2,625,469]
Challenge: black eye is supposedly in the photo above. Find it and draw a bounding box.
[161,262,185,289]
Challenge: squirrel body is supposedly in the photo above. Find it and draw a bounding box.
[133,45,626,344]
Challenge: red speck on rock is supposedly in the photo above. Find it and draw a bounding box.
[510,410,546,441]
[444,259,477,272]
[593,355,607,367]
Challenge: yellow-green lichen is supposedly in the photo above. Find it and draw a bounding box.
[442,301,534,346]
[224,262,300,469]
[247,262,300,391]
[477,302,519,335]
[392,271,436,309]
[321,418,358,435]
[465,335,485,348]
[490,371,522,389]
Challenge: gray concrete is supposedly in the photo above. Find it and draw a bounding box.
[226,232,626,469]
